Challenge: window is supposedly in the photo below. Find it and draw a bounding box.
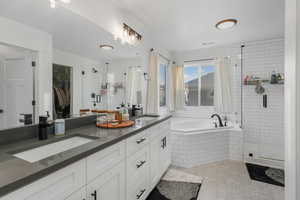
[159,63,167,107]
[184,61,215,107]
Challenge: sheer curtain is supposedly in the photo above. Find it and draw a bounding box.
[214,57,233,113]
[167,64,175,111]
[125,67,141,105]
[172,65,185,110]
[146,51,159,114]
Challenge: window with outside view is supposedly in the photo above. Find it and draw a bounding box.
[184,63,215,106]
[159,63,167,107]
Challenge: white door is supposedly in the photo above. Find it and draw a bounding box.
[86,162,125,200]
[3,56,33,128]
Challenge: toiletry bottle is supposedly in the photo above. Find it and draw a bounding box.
[54,119,65,136]
[38,112,53,140]
[271,70,278,84]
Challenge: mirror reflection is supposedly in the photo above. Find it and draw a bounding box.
[0,0,146,130]
[0,43,37,129]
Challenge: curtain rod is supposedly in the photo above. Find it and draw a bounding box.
[184,58,217,63]
[150,48,171,63]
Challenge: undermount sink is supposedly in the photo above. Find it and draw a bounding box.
[13,136,93,163]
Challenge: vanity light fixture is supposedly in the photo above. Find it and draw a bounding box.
[49,0,71,8]
[115,23,142,45]
[216,19,238,30]
[99,44,114,50]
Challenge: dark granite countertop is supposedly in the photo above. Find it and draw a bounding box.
[0,114,172,197]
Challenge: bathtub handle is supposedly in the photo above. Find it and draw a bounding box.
[213,122,218,128]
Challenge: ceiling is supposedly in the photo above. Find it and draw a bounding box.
[0,0,143,61]
[115,0,285,52]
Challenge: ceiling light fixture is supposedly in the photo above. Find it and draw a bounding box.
[216,19,238,30]
[49,0,71,8]
[114,23,142,46]
[99,45,114,50]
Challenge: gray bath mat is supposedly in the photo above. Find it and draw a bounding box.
[147,180,201,200]
[265,168,284,185]
[246,163,284,187]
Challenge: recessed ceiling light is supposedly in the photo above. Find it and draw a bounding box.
[99,45,114,50]
[216,19,238,30]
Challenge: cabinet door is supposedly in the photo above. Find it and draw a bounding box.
[149,136,163,189]
[65,187,86,200]
[86,162,125,200]
[150,132,171,190]
[160,132,171,173]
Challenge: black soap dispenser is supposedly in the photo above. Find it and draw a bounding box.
[38,111,52,140]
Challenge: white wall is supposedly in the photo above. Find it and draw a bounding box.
[53,49,103,115]
[0,16,53,120]
[285,0,299,199]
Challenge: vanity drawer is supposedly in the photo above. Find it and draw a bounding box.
[127,171,149,200]
[86,141,125,183]
[126,146,150,187]
[126,131,149,155]
[149,119,170,140]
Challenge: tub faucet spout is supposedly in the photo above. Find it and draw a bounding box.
[210,114,224,127]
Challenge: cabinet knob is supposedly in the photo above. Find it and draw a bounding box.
[136,189,146,199]
[91,190,97,200]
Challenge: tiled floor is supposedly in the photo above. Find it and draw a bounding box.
[170,160,284,200]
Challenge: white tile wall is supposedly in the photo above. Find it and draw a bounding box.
[171,129,243,168]
[242,39,284,167]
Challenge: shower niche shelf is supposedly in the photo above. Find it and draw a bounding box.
[244,80,284,86]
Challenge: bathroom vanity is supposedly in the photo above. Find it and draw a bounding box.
[0,115,171,200]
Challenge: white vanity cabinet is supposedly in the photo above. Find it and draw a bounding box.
[149,129,171,189]
[0,119,171,200]
[65,187,86,200]
[86,162,126,200]
[1,160,86,200]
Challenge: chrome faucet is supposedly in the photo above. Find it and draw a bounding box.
[210,114,224,127]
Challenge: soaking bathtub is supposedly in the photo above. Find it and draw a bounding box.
[170,117,243,168]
